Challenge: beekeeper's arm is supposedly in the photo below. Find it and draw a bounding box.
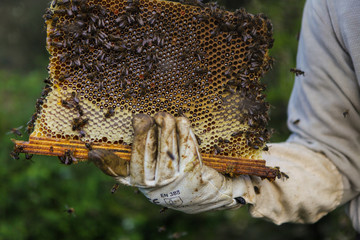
[281,0,360,231]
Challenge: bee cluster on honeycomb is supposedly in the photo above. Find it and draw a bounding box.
[30,0,274,160]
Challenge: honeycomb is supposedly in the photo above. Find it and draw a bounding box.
[15,0,276,178]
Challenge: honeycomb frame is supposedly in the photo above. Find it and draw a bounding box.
[14,0,277,179]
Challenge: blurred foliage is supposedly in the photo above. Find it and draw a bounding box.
[0,0,356,239]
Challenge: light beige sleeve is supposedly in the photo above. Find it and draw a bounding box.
[248,142,343,225]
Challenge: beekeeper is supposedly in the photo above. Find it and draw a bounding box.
[93,0,360,233]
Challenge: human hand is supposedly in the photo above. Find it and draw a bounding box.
[90,112,254,213]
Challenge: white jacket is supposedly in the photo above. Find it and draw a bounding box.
[251,0,360,232]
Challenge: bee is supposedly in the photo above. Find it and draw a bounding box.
[159,207,168,214]
[79,130,86,138]
[10,151,20,160]
[292,119,300,124]
[210,26,221,37]
[43,8,54,21]
[231,131,244,137]
[343,109,349,118]
[61,99,75,109]
[7,126,23,137]
[214,144,222,154]
[125,2,139,13]
[224,68,233,78]
[59,150,76,165]
[53,9,67,15]
[50,146,54,152]
[290,68,305,76]
[136,15,144,26]
[85,142,93,151]
[50,41,63,48]
[25,153,33,160]
[64,206,75,215]
[148,12,159,25]
[166,151,175,161]
[26,113,37,134]
[58,74,70,82]
[219,22,236,32]
[274,167,289,180]
[72,117,89,131]
[157,225,167,233]
[193,50,206,61]
[104,108,115,118]
[194,67,208,75]
[179,48,190,61]
[183,77,196,87]
[75,104,83,116]
[49,31,62,39]
[168,232,187,239]
[194,14,209,22]
[263,145,269,151]
[51,16,59,27]
[111,183,120,194]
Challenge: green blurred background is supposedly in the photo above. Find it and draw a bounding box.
[0,0,356,239]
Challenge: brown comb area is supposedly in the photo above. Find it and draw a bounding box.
[17,0,276,178]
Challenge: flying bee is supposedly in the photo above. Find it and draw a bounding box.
[290,68,305,76]
[111,183,119,194]
[64,206,76,215]
[159,207,168,214]
[343,109,349,118]
[10,151,20,160]
[7,126,23,137]
[25,153,33,160]
[158,226,167,233]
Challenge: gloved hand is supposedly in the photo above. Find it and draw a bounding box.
[112,112,255,213]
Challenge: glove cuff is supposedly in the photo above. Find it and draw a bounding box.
[232,175,256,205]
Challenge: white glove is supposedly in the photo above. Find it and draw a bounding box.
[116,112,255,214]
